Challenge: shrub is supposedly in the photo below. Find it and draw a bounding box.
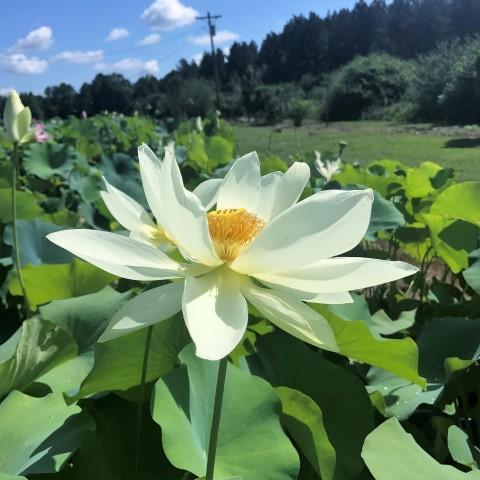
[409,36,480,123]
[288,99,312,126]
[250,84,304,125]
[162,78,215,120]
[320,54,415,121]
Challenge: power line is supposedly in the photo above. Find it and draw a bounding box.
[196,12,222,110]
[101,25,205,59]
[130,33,201,81]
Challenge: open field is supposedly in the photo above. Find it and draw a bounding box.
[235,121,480,181]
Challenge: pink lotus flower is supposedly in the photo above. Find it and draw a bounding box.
[34,123,48,143]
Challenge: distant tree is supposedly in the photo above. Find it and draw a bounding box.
[325,8,357,69]
[87,74,134,115]
[260,13,329,82]
[227,42,258,79]
[20,92,44,120]
[241,66,262,119]
[13,0,480,124]
[176,58,199,79]
[199,49,227,83]
[257,32,283,82]
[410,0,451,54]
[133,75,161,115]
[44,83,77,118]
[75,83,93,116]
[450,0,480,37]
[175,78,215,118]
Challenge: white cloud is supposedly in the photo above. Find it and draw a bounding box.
[13,26,53,51]
[95,58,159,75]
[141,0,198,31]
[138,33,161,46]
[1,54,48,74]
[190,30,239,46]
[106,28,130,42]
[142,60,160,75]
[52,50,104,64]
[192,53,204,65]
[0,87,15,97]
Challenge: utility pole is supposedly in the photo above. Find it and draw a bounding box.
[197,12,222,110]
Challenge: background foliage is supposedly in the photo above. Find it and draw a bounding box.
[0,110,479,479]
[4,0,480,125]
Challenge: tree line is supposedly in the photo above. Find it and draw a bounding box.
[3,0,480,124]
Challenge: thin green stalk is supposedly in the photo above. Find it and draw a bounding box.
[206,357,228,480]
[11,144,29,317]
[134,325,154,480]
[293,126,305,161]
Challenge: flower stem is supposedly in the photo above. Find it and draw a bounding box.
[11,144,29,317]
[206,357,228,480]
[134,325,154,480]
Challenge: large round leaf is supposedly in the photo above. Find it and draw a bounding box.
[248,331,373,480]
[39,286,131,353]
[23,143,79,180]
[8,260,116,309]
[276,386,336,480]
[35,395,182,480]
[0,317,76,398]
[75,315,189,399]
[3,220,72,267]
[314,303,425,386]
[152,344,300,480]
[0,189,44,223]
[431,182,480,227]
[0,391,84,477]
[362,418,480,480]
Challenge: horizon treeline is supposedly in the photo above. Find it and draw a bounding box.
[3,0,480,123]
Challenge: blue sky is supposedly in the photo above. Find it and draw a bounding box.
[0,0,359,95]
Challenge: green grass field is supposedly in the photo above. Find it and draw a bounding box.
[234,121,480,181]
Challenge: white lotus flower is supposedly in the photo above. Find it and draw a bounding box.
[47,147,417,360]
[100,145,221,250]
[314,151,342,182]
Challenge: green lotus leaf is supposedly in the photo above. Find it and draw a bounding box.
[152,343,300,480]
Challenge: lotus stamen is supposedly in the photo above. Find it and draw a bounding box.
[207,208,265,262]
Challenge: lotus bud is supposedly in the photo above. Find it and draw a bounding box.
[3,90,32,143]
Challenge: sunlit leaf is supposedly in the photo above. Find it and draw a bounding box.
[3,219,72,267]
[75,315,189,399]
[0,189,44,223]
[0,391,86,477]
[248,332,374,480]
[8,260,116,308]
[0,317,76,398]
[314,304,425,386]
[448,426,480,470]
[23,143,80,180]
[276,386,336,480]
[464,260,480,295]
[362,418,480,480]
[152,343,300,480]
[39,286,131,353]
[431,182,480,227]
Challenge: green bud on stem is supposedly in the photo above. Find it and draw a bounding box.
[3,90,32,144]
